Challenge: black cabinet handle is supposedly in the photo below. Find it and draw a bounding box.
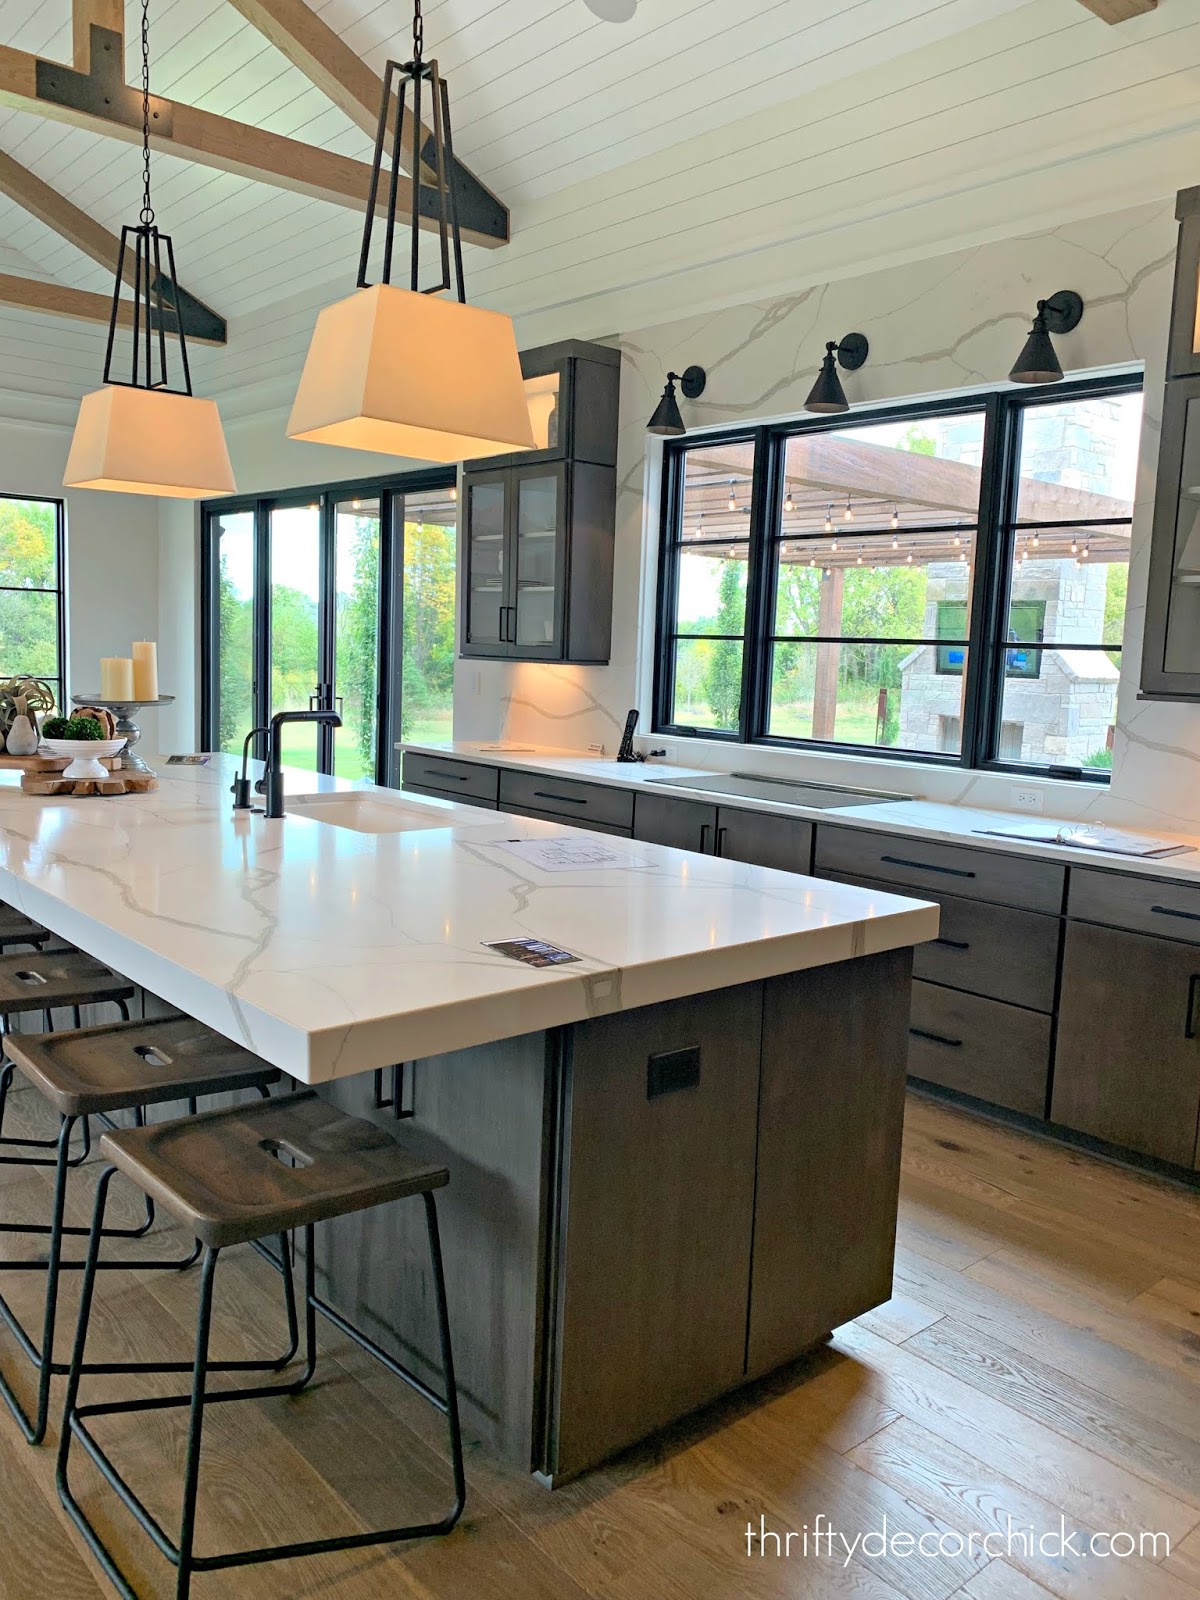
[934,937,971,952]
[699,824,712,853]
[1187,974,1200,1041]
[882,854,976,880]
[909,1027,963,1049]
[1152,903,1200,923]
[426,768,469,783]
[716,826,728,856]
[533,790,587,806]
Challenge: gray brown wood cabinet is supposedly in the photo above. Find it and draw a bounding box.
[400,751,1200,1175]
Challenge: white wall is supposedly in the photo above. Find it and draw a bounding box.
[0,419,161,746]
[458,197,1200,834]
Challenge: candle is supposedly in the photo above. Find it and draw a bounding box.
[100,656,134,700]
[131,640,158,702]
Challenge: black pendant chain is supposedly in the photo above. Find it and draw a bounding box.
[412,0,424,65]
[139,0,154,226]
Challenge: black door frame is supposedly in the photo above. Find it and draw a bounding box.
[201,465,456,784]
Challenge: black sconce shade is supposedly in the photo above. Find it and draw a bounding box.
[804,333,869,414]
[1009,290,1084,385]
[647,365,707,435]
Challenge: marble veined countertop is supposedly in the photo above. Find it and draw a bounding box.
[0,755,938,1082]
[401,741,1200,883]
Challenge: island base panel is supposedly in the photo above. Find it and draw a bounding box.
[308,952,915,1485]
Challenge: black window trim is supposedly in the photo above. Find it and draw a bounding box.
[0,492,67,706]
[200,464,455,786]
[653,371,1142,783]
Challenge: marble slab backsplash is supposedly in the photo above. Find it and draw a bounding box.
[453,199,1200,834]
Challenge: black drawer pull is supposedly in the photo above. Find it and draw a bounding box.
[882,854,976,880]
[1187,975,1200,1041]
[909,1026,963,1049]
[934,937,971,952]
[533,790,587,806]
[647,1045,701,1099]
[1152,903,1200,923]
[424,768,469,783]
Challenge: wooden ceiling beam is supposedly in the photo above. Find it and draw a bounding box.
[1076,0,1157,22]
[222,0,507,244]
[73,0,123,73]
[0,272,226,347]
[0,149,226,344]
[0,30,507,250]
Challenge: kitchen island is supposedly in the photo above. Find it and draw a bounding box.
[0,756,938,1482]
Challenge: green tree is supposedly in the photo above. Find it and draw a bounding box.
[0,499,60,689]
[704,561,746,730]
[217,555,253,753]
[338,517,381,771]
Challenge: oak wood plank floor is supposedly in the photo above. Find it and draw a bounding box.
[1,1083,1199,1600]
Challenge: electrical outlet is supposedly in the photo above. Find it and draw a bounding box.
[1011,786,1044,813]
[656,743,677,764]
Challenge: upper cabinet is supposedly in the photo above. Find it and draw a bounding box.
[1142,187,1200,699]
[460,341,619,664]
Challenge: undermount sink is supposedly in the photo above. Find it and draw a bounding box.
[285,792,451,834]
[646,772,914,810]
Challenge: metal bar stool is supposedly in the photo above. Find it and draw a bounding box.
[0,906,52,952]
[0,948,135,1163]
[0,1015,289,1446]
[58,1093,466,1600]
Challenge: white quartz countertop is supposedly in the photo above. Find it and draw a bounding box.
[0,756,938,1083]
[401,741,1200,883]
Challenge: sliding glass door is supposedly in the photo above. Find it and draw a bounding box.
[203,469,456,785]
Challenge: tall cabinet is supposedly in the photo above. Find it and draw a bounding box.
[461,341,620,664]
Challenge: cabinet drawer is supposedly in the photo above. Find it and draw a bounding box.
[816,825,1065,915]
[499,769,634,830]
[716,808,813,874]
[632,793,717,853]
[404,782,497,812]
[1068,866,1200,943]
[502,805,630,838]
[402,752,499,804]
[907,982,1051,1117]
[828,874,1059,1011]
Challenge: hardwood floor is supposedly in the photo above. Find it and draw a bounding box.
[1,1083,1199,1600]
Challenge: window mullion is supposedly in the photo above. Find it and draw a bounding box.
[741,427,777,744]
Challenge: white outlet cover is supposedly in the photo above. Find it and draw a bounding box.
[1011,787,1044,813]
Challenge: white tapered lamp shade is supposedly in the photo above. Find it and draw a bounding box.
[287,283,537,462]
[64,386,236,498]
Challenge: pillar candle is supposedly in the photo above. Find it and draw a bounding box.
[131,640,159,701]
[100,657,134,700]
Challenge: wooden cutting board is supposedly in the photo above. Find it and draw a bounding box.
[0,753,122,772]
[20,772,156,797]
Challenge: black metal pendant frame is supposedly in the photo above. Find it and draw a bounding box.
[102,220,194,396]
[358,53,466,303]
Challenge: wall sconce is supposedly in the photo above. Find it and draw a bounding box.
[804,333,869,414]
[646,365,707,435]
[1009,291,1085,384]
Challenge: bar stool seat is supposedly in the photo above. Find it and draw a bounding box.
[59,1094,465,1600]
[101,1093,448,1247]
[8,1015,283,1120]
[0,949,134,1017]
[0,1017,283,1448]
[0,908,50,949]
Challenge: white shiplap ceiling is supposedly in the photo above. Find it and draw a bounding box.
[0,0,1196,425]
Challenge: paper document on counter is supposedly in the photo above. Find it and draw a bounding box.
[973,822,1193,858]
[488,837,653,872]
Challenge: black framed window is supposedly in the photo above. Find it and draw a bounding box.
[201,468,457,786]
[0,495,66,710]
[654,374,1143,781]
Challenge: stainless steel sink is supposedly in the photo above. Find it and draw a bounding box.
[646,772,914,809]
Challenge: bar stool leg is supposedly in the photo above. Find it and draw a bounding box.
[0,1114,73,1444]
[176,1247,219,1600]
[425,1193,467,1523]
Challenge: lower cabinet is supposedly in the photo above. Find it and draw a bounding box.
[632,793,813,871]
[1052,920,1200,1168]
[907,981,1051,1118]
[631,792,716,852]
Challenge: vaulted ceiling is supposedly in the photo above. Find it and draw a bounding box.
[0,0,1193,427]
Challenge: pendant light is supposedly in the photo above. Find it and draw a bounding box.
[288,1,534,462]
[64,0,234,498]
[1009,291,1085,385]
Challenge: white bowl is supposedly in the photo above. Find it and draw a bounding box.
[39,737,127,780]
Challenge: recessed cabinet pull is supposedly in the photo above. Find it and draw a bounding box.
[1186,975,1200,1041]
[882,854,976,880]
[699,824,712,852]
[1152,903,1200,923]
[716,826,728,855]
[909,1026,963,1049]
[429,769,469,782]
[533,790,587,805]
[934,937,971,952]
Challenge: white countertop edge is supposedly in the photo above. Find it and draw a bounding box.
[401,741,1200,883]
